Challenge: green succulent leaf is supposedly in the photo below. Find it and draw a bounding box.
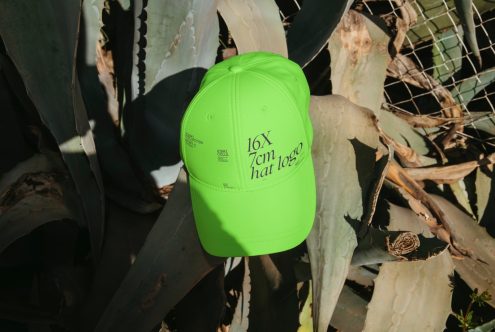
[407,0,494,46]
[454,0,482,66]
[0,155,73,253]
[432,26,464,83]
[451,68,495,105]
[0,65,33,174]
[0,0,105,258]
[308,95,379,332]
[218,0,287,56]
[328,10,390,115]
[431,195,495,308]
[330,285,367,332]
[125,0,219,188]
[94,169,224,332]
[287,0,353,67]
[469,318,495,331]
[363,202,454,332]
[79,0,160,213]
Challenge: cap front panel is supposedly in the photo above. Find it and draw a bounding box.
[181,78,241,190]
[236,71,309,190]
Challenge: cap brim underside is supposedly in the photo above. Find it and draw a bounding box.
[189,155,316,257]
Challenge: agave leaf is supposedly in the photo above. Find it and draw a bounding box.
[94,169,224,332]
[379,110,430,156]
[347,266,376,287]
[407,0,494,45]
[0,0,105,258]
[308,95,379,332]
[287,0,353,67]
[432,26,464,83]
[451,68,495,105]
[431,194,495,308]
[77,199,156,332]
[454,0,481,66]
[297,281,313,332]
[249,253,301,331]
[469,318,495,332]
[362,202,454,332]
[330,285,367,332]
[475,166,492,222]
[450,180,476,219]
[329,10,390,116]
[173,265,226,331]
[0,67,33,174]
[229,258,250,332]
[0,172,72,253]
[126,0,219,188]
[467,113,495,135]
[217,0,287,56]
[79,0,160,212]
[0,155,54,193]
[363,251,454,331]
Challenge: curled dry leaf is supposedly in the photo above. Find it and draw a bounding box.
[379,129,426,167]
[363,201,454,332]
[389,0,418,54]
[404,152,495,184]
[387,53,463,148]
[387,54,462,119]
[388,107,461,128]
[386,162,466,256]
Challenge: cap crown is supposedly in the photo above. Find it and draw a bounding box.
[181,52,312,191]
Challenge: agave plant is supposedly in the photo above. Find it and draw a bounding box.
[0,0,494,331]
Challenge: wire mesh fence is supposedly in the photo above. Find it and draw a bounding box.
[216,0,495,147]
[278,1,494,116]
[375,0,495,115]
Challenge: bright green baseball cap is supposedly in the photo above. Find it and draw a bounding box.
[180,51,316,257]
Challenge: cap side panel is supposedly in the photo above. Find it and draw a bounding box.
[180,74,231,166]
[248,70,309,146]
[181,77,243,189]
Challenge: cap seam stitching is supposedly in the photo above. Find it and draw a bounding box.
[232,73,245,188]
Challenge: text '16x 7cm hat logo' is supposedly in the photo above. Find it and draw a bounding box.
[248,130,303,180]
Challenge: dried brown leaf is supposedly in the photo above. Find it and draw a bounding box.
[387,54,463,147]
[386,161,466,256]
[405,153,495,184]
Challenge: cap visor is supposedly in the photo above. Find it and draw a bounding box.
[189,155,316,257]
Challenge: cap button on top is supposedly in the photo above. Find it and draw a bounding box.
[228,65,243,73]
